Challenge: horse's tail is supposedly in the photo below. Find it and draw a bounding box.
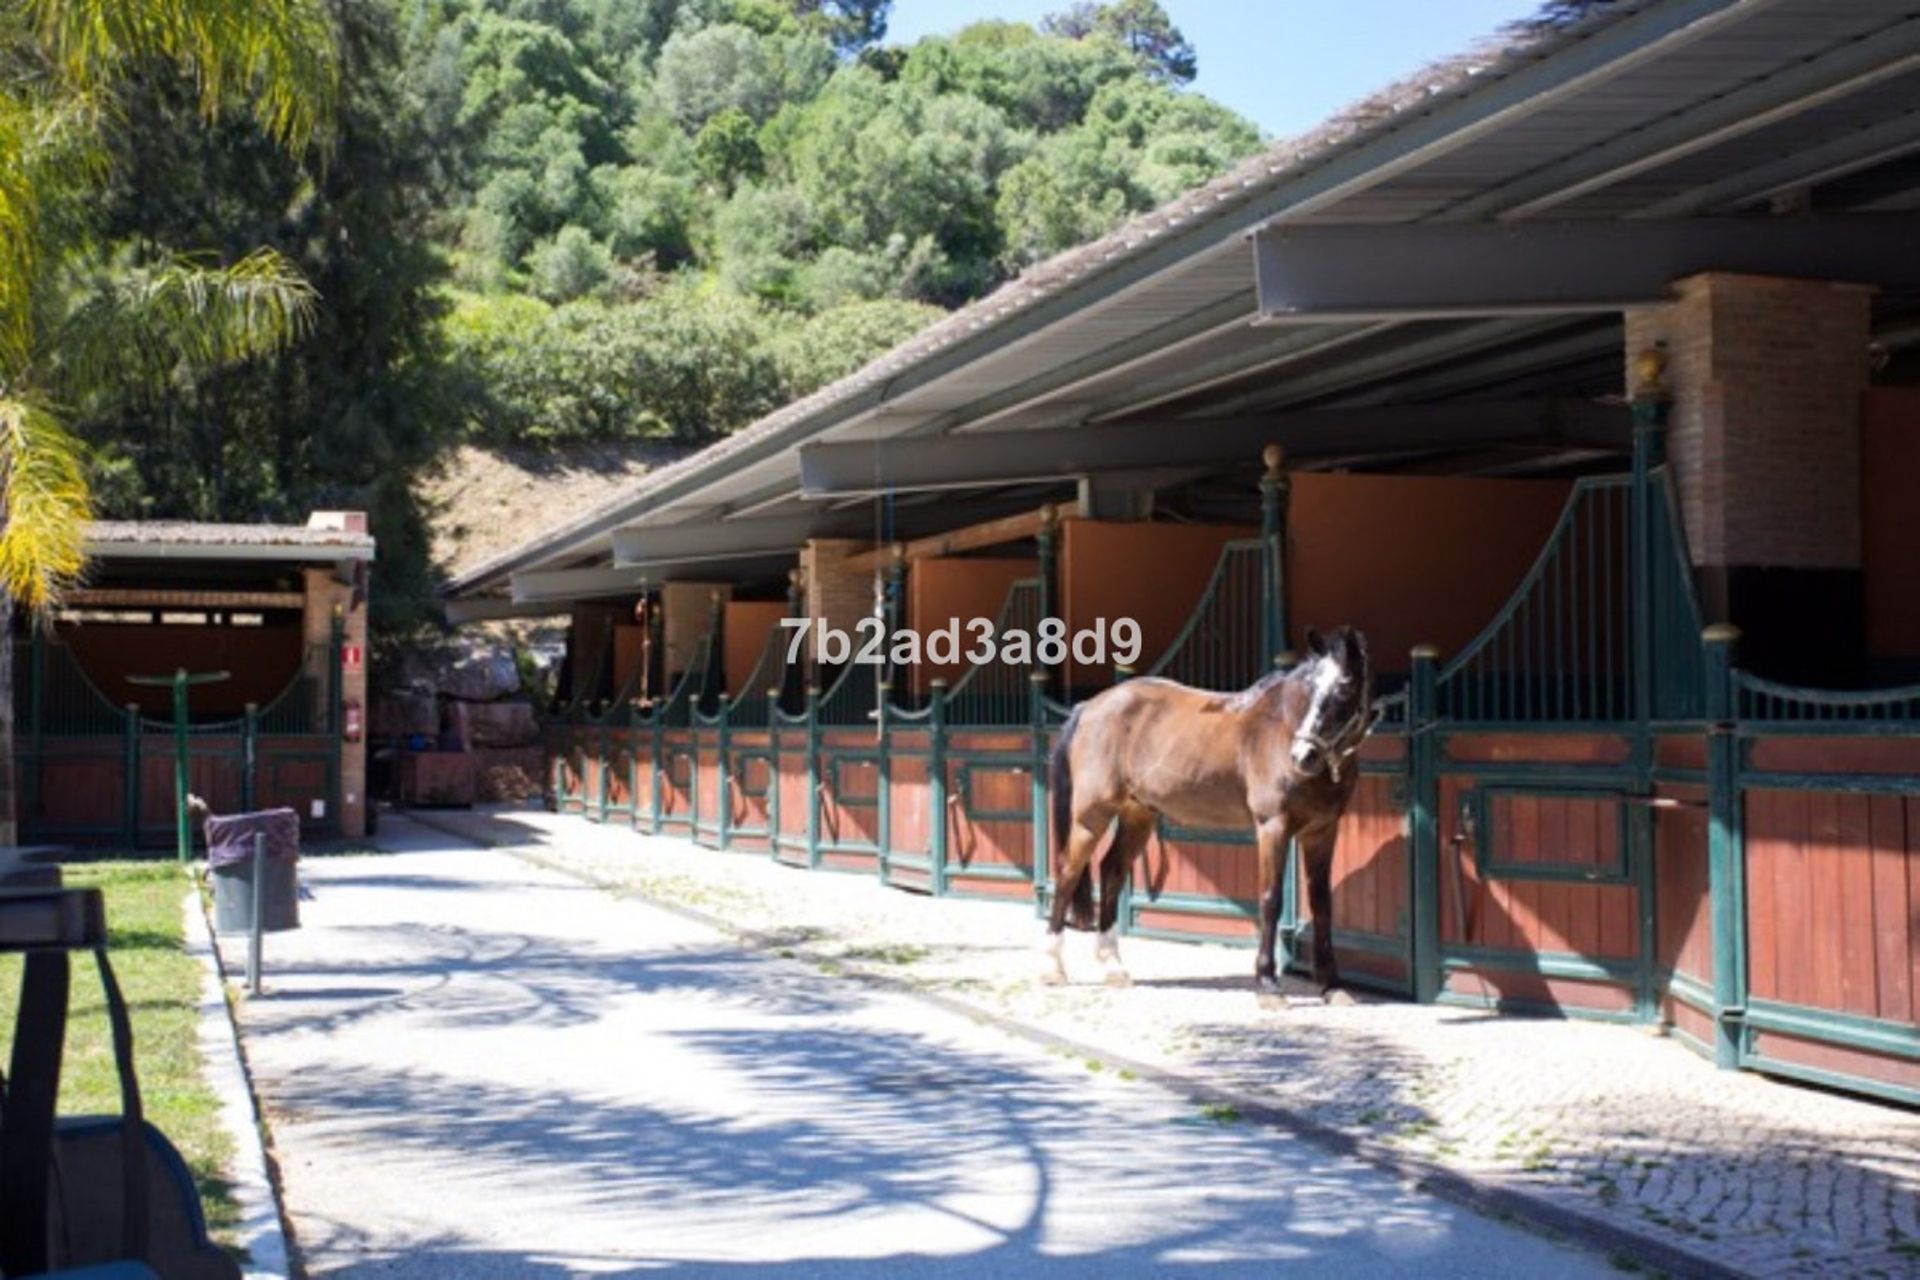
[1050,705,1096,931]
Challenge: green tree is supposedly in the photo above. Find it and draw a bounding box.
[694,105,765,191]
[82,2,457,633]
[529,224,614,301]
[0,0,337,840]
[1043,0,1197,86]
[773,297,940,392]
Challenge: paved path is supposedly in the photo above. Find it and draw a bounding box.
[228,817,1611,1278]
[406,806,1920,1280]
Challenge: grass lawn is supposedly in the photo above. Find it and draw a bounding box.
[0,860,238,1237]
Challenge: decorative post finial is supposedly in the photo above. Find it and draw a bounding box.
[1631,342,1670,402]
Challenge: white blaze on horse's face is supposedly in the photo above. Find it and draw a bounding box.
[1292,652,1346,774]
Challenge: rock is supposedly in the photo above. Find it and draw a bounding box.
[440,651,521,702]
[471,747,548,803]
[372,691,438,739]
[467,700,539,748]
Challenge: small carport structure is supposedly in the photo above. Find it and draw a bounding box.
[14,513,374,846]
[446,0,1920,1105]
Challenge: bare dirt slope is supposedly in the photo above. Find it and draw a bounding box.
[421,440,699,581]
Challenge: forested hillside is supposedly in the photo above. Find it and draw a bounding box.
[70,0,1263,631]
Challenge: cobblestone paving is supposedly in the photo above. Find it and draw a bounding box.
[405,806,1920,1279]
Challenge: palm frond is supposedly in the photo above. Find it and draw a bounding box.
[0,87,110,379]
[26,0,339,153]
[50,246,318,394]
[0,391,90,611]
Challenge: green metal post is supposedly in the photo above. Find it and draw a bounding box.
[242,703,258,812]
[173,675,191,860]
[766,687,782,851]
[1036,507,1059,698]
[1408,645,1442,1003]
[1703,624,1746,1070]
[1029,672,1049,912]
[329,615,345,829]
[1259,444,1290,666]
[804,686,821,868]
[928,679,948,897]
[884,548,905,693]
[1629,388,1668,1021]
[716,694,733,849]
[596,727,611,822]
[123,704,139,846]
[648,714,665,835]
[875,681,892,879]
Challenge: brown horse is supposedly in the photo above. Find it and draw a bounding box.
[1043,626,1377,995]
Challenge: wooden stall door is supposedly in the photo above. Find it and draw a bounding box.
[1433,733,1647,1018]
[692,725,723,847]
[726,730,775,852]
[1738,736,1920,1104]
[771,722,813,867]
[944,731,1038,901]
[880,729,933,892]
[816,731,881,875]
[657,728,696,835]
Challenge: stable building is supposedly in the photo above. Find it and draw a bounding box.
[16,512,374,845]
[444,0,1920,1106]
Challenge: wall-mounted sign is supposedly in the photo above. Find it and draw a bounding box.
[343,643,363,672]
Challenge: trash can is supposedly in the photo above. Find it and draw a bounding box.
[207,808,301,934]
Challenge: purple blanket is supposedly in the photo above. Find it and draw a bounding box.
[205,808,300,868]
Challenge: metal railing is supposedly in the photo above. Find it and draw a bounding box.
[943,579,1045,726]
[1146,539,1268,691]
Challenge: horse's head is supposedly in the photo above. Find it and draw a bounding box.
[1289,626,1375,780]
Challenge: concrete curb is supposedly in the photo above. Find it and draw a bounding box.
[393,807,1745,1280]
[181,881,291,1280]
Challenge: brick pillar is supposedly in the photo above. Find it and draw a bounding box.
[658,582,730,682]
[1623,272,1872,679]
[302,566,369,840]
[800,538,873,663]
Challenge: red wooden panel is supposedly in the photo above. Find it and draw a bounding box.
[1444,734,1631,765]
[1134,907,1254,941]
[1654,734,1707,771]
[1869,795,1910,1024]
[889,756,930,857]
[36,756,125,829]
[1749,737,1920,777]
[1443,968,1634,1014]
[1745,790,1780,1000]
[948,764,1032,875]
[1750,1028,1920,1096]
[1654,788,1710,985]
[259,754,328,815]
[1908,796,1920,1027]
[1837,796,1877,1017]
[1809,792,1844,1013]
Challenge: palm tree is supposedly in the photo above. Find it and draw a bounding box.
[0,0,339,842]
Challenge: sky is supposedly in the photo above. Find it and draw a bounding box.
[884,1,1549,139]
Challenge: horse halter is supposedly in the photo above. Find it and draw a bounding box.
[1293,683,1378,784]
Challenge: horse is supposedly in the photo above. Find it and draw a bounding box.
[1042,626,1377,997]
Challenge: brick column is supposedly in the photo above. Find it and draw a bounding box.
[800,538,873,663]
[301,566,368,840]
[658,582,730,682]
[1623,272,1872,679]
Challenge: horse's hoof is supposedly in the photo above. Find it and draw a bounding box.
[1103,968,1132,988]
[1325,988,1356,1007]
[1256,990,1288,1012]
[1040,969,1067,987]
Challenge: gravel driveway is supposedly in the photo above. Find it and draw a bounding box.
[224,817,1615,1278]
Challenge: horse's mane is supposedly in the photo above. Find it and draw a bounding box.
[1223,659,1307,713]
